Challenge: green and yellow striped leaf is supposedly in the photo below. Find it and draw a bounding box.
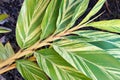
[73,30,120,61]
[0,42,14,62]
[40,0,61,40]
[16,60,49,80]
[35,48,91,80]
[0,26,11,33]
[16,0,50,48]
[55,0,89,33]
[80,0,106,25]
[86,19,120,33]
[53,32,120,80]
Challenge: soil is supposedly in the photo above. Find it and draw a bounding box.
[0,0,120,80]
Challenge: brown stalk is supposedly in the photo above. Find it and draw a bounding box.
[0,64,16,74]
[0,24,85,74]
[0,56,36,74]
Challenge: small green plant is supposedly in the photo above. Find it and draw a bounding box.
[0,14,13,61]
[0,0,120,80]
[0,14,11,33]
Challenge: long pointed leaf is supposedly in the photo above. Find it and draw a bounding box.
[0,26,11,33]
[55,0,89,33]
[86,19,120,33]
[16,60,49,80]
[40,0,61,40]
[80,0,106,25]
[53,34,120,80]
[73,30,120,61]
[35,48,91,80]
[16,0,50,48]
[5,42,14,57]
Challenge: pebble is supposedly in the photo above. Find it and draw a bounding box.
[0,75,6,80]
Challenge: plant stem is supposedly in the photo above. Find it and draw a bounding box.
[0,64,16,74]
[0,56,36,74]
[0,24,86,74]
[0,39,50,69]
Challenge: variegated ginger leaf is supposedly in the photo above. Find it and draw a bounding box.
[86,19,120,33]
[73,30,120,61]
[40,0,61,40]
[55,0,89,33]
[16,60,49,80]
[0,26,11,33]
[53,31,120,80]
[0,43,7,61]
[0,42,14,62]
[16,0,50,48]
[35,48,91,80]
[80,0,106,25]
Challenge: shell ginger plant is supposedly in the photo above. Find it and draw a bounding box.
[0,0,120,80]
